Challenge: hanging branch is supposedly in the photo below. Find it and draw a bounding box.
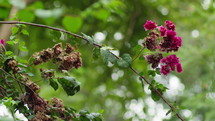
[0,21,185,121]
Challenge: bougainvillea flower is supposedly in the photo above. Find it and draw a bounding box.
[160,55,182,75]
[165,30,176,38]
[0,39,6,46]
[165,20,175,31]
[143,20,157,30]
[158,26,167,36]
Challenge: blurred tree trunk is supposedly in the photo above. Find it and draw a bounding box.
[0,0,37,40]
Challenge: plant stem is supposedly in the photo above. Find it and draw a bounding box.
[132,47,145,62]
[0,21,185,121]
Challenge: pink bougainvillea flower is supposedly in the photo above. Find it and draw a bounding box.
[160,55,182,75]
[158,26,166,36]
[165,30,176,38]
[176,63,183,73]
[172,36,182,48]
[165,20,175,31]
[143,20,157,31]
[0,39,6,46]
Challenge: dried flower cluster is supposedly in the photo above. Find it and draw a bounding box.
[145,53,163,68]
[4,58,20,74]
[143,20,183,75]
[33,43,82,71]
[21,76,72,121]
[40,69,55,79]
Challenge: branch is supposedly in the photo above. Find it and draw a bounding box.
[0,21,185,121]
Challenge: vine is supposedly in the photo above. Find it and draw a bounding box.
[0,20,185,121]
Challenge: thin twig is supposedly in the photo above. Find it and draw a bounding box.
[0,74,12,88]
[0,21,185,121]
[0,68,39,97]
[132,47,145,62]
[14,74,24,93]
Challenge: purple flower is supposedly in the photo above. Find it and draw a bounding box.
[0,39,6,46]
[160,65,171,75]
[165,20,175,31]
[160,55,182,75]
[158,26,166,36]
[172,36,182,48]
[176,63,183,73]
[166,30,176,38]
[143,20,157,31]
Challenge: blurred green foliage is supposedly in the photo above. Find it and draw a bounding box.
[0,0,215,121]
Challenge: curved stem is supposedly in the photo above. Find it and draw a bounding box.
[0,21,185,121]
[132,47,145,62]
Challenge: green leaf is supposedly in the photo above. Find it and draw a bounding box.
[62,16,83,32]
[92,9,110,21]
[98,109,104,114]
[5,51,13,56]
[93,48,100,59]
[166,109,172,116]
[17,10,35,22]
[57,76,80,96]
[82,33,95,45]
[12,26,19,35]
[133,45,142,54]
[148,70,156,77]
[49,78,58,91]
[151,90,161,101]
[21,29,29,36]
[155,68,161,75]
[100,49,117,64]
[50,30,62,42]
[117,53,132,68]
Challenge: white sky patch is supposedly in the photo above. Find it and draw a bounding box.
[94,32,106,43]
[165,75,185,100]
[181,109,192,118]
[157,6,169,16]
[114,32,123,41]
[111,73,119,81]
[202,0,211,10]
[110,50,119,56]
[138,39,144,45]
[0,105,27,121]
[191,30,199,38]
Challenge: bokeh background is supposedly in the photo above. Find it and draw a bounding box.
[0,0,215,121]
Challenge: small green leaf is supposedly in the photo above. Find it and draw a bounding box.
[133,45,142,54]
[12,26,19,35]
[148,70,156,77]
[100,49,117,64]
[17,10,35,22]
[21,29,29,36]
[151,90,161,101]
[57,76,80,96]
[62,16,83,32]
[98,109,104,114]
[49,78,58,91]
[117,53,132,68]
[82,33,95,45]
[166,109,172,116]
[50,30,62,42]
[5,51,13,56]
[93,48,100,59]
[155,68,161,75]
